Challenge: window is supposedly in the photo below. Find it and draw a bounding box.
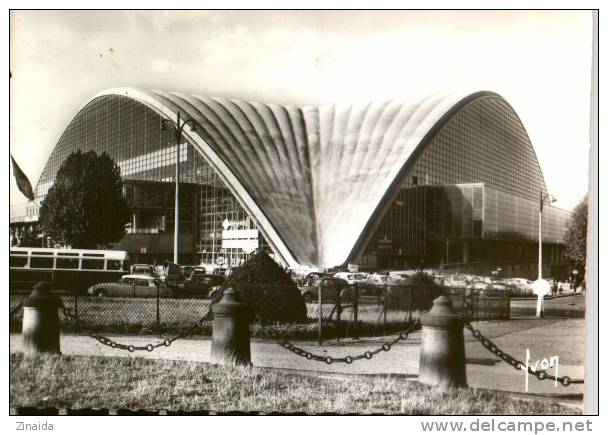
[82,259,104,270]
[56,258,79,269]
[9,256,28,268]
[30,257,54,269]
[107,260,122,271]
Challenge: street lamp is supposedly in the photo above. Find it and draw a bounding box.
[161,112,196,264]
[534,188,557,317]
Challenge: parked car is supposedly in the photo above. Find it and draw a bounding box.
[178,273,225,298]
[445,274,468,288]
[431,274,447,286]
[87,274,173,298]
[469,278,491,291]
[388,270,417,280]
[212,267,228,276]
[507,278,534,294]
[160,262,183,284]
[489,279,508,291]
[300,277,352,303]
[130,264,156,276]
[224,266,240,277]
[299,272,333,287]
[333,272,368,285]
[181,265,206,280]
[357,273,393,297]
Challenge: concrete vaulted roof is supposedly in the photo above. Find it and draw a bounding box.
[83,88,515,269]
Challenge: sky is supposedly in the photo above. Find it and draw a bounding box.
[9,10,593,210]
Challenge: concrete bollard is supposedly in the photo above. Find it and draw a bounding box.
[22,282,61,355]
[210,288,251,365]
[418,295,466,387]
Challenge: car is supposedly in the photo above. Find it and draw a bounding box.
[431,274,447,286]
[300,277,352,303]
[507,278,534,293]
[299,272,333,287]
[224,266,240,277]
[333,272,368,285]
[181,265,207,279]
[489,279,508,291]
[130,264,156,276]
[87,274,173,298]
[445,274,468,288]
[469,278,491,291]
[178,273,225,298]
[356,273,394,297]
[159,262,183,284]
[388,270,417,280]
[212,267,228,276]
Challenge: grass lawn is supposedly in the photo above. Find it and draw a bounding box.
[10,353,579,415]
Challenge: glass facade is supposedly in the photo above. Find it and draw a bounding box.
[358,95,570,278]
[33,95,266,265]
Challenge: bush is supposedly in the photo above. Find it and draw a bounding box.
[212,252,307,325]
[386,272,445,311]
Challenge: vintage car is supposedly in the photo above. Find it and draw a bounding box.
[300,277,352,303]
[177,273,225,298]
[87,274,173,298]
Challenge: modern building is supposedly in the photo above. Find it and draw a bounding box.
[10,88,570,278]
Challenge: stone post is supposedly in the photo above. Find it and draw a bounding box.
[419,295,466,387]
[22,282,61,354]
[210,288,251,365]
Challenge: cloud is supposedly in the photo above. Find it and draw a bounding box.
[9,10,593,209]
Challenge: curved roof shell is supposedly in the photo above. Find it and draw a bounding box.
[37,88,544,268]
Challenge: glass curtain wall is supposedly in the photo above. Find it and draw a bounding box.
[34,95,267,265]
[358,95,570,276]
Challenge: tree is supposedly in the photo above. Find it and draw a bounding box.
[563,195,588,278]
[39,150,132,249]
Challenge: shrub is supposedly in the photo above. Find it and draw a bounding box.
[386,272,445,311]
[212,252,307,325]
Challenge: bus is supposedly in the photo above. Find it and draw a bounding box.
[9,247,130,295]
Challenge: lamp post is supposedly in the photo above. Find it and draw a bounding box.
[161,112,196,264]
[534,189,557,317]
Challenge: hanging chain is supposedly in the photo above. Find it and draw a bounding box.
[463,293,583,386]
[278,319,420,364]
[59,300,211,353]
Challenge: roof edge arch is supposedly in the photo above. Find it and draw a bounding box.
[86,87,299,268]
[343,90,546,269]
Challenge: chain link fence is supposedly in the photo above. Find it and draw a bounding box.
[10,279,509,342]
[301,282,510,342]
[10,280,212,336]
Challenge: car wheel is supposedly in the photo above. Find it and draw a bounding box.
[95,289,107,298]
